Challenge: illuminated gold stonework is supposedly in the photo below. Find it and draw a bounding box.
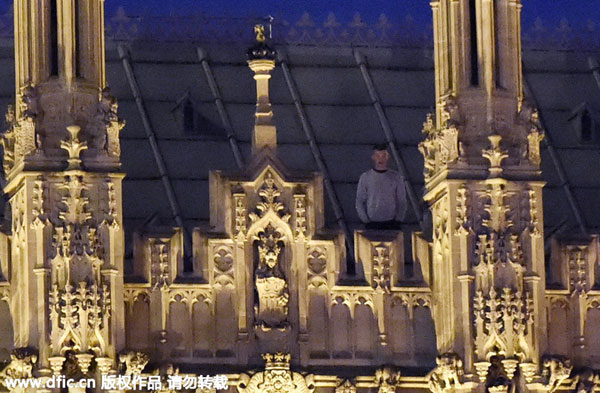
[0,1,599,393]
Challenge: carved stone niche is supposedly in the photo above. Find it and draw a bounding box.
[208,163,325,241]
[548,235,599,292]
[132,226,184,287]
[355,231,402,291]
[355,230,429,288]
[253,223,289,331]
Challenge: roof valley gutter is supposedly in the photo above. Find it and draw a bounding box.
[117,44,194,262]
[197,47,245,169]
[523,74,588,236]
[278,51,356,275]
[353,49,424,229]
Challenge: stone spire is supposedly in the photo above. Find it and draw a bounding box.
[423,0,542,187]
[247,24,277,155]
[2,0,124,178]
[421,0,546,390]
[1,0,125,379]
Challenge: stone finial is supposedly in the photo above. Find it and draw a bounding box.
[247,27,277,155]
[61,125,88,170]
[482,134,508,177]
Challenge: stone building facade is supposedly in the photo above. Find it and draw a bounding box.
[0,1,599,393]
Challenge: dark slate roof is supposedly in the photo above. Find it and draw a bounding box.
[1,36,600,261]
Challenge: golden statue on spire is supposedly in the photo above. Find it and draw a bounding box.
[254,24,266,42]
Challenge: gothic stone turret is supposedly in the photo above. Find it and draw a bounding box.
[0,0,126,382]
[420,0,546,392]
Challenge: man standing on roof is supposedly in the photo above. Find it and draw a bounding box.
[356,144,408,230]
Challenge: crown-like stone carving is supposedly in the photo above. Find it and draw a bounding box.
[375,367,400,393]
[238,353,314,393]
[254,223,289,330]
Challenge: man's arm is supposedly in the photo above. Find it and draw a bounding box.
[395,175,408,222]
[356,173,370,223]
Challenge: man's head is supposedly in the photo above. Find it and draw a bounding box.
[371,144,389,171]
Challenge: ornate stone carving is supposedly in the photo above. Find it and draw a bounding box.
[0,105,16,173]
[481,182,513,233]
[104,179,119,228]
[47,175,112,359]
[568,246,588,295]
[97,87,125,157]
[372,245,391,293]
[335,379,356,393]
[59,175,91,224]
[329,291,375,319]
[119,351,149,376]
[31,177,46,228]
[527,127,544,166]
[13,84,39,160]
[233,192,247,240]
[473,287,533,362]
[48,281,111,356]
[293,193,307,239]
[527,190,540,237]
[238,353,314,393]
[0,348,38,382]
[213,246,234,287]
[61,125,88,170]
[484,356,511,388]
[419,114,436,180]
[541,356,572,393]
[519,362,537,384]
[392,292,432,319]
[419,113,461,182]
[518,102,545,166]
[426,353,463,393]
[440,95,461,129]
[152,241,170,290]
[455,185,470,235]
[19,84,40,121]
[123,288,150,309]
[254,224,289,329]
[482,135,509,177]
[375,367,400,393]
[307,247,327,289]
[169,288,212,316]
[249,172,290,223]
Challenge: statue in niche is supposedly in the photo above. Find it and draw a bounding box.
[254,223,289,330]
[96,87,125,156]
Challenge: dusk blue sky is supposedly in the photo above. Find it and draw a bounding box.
[1,1,600,38]
[106,0,600,31]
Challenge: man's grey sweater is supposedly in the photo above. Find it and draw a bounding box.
[355,169,407,223]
